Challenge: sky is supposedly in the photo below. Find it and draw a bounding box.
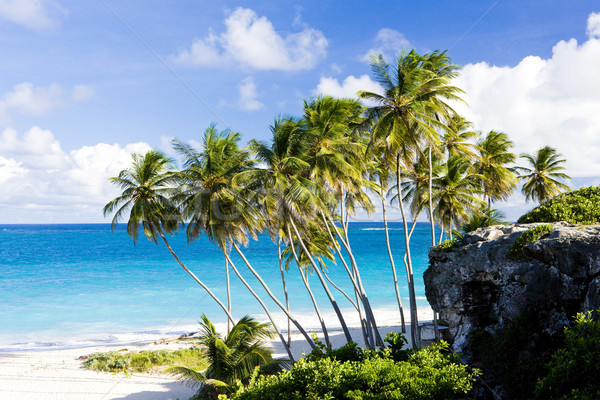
[0,0,599,223]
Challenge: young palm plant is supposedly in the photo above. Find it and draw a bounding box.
[103,150,234,324]
[517,146,571,204]
[168,314,287,400]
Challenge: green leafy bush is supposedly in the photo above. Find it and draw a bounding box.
[518,186,600,224]
[507,224,553,260]
[84,347,206,373]
[435,238,461,252]
[231,341,478,400]
[535,310,600,400]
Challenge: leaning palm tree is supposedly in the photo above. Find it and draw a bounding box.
[103,150,234,324]
[517,146,571,204]
[173,126,314,359]
[472,130,518,207]
[168,314,286,400]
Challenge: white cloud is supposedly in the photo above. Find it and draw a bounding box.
[0,0,64,30]
[174,7,327,71]
[362,28,411,62]
[0,127,152,223]
[587,11,600,38]
[314,74,383,101]
[453,12,600,178]
[238,77,263,111]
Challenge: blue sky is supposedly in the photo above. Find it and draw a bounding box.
[0,1,599,223]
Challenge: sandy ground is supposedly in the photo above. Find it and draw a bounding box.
[0,310,433,400]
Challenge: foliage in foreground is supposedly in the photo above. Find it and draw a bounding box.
[535,310,600,400]
[83,347,206,374]
[518,186,600,224]
[506,224,553,260]
[230,341,478,400]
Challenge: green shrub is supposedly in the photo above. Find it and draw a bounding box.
[507,224,553,260]
[435,238,460,252]
[518,186,600,224]
[231,341,478,400]
[535,310,600,400]
[83,347,207,373]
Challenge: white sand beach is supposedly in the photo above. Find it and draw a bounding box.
[0,309,433,400]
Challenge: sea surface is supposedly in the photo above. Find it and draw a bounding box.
[0,222,435,351]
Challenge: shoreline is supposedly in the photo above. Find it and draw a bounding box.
[0,308,433,400]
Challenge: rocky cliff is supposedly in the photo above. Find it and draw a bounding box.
[424,222,600,353]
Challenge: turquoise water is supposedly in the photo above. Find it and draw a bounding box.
[0,222,433,351]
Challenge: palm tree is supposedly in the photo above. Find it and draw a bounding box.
[433,155,484,240]
[461,205,506,234]
[103,150,234,324]
[173,126,314,358]
[359,50,463,347]
[517,146,571,204]
[168,314,286,399]
[472,130,518,207]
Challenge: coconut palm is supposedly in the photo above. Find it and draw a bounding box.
[103,150,234,324]
[517,146,571,204]
[359,50,463,346]
[168,314,286,400]
[173,126,314,359]
[473,130,518,207]
[461,205,506,234]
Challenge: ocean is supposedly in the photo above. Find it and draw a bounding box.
[0,222,434,351]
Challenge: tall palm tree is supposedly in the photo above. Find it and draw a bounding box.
[359,50,463,347]
[103,150,234,324]
[472,130,518,207]
[517,146,571,204]
[173,126,314,358]
[168,314,285,400]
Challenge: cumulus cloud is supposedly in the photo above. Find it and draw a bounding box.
[314,74,383,102]
[362,28,411,62]
[174,7,327,71]
[238,77,263,111]
[0,127,151,223]
[0,0,65,30]
[453,11,600,178]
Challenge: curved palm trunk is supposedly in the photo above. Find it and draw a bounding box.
[286,226,330,347]
[321,264,358,310]
[321,212,371,347]
[396,158,420,348]
[326,212,382,347]
[277,238,292,347]
[224,253,295,362]
[229,240,315,349]
[158,232,234,325]
[428,146,436,247]
[289,219,353,344]
[225,257,232,333]
[381,186,406,334]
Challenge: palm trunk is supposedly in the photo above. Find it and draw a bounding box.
[289,219,353,344]
[225,257,232,333]
[229,240,315,349]
[321,263,358,310]
[286,226,330,347]
[277,237,291,347]
[396,156,420,348]
[321,212,371,347]
[438,224,445,245]
[428,146,436,247]
[327,213,383,347]
[224,253,295,362]
[381,185,406,334]
[158,232,234,325]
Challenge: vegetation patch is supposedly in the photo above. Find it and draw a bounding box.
[518,186,600,224]
[83,347,207,374]
[231,341,479,400]
[435,238,461,252]
[507,224,553,260]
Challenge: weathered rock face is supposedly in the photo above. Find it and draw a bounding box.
[424,222,600,353]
